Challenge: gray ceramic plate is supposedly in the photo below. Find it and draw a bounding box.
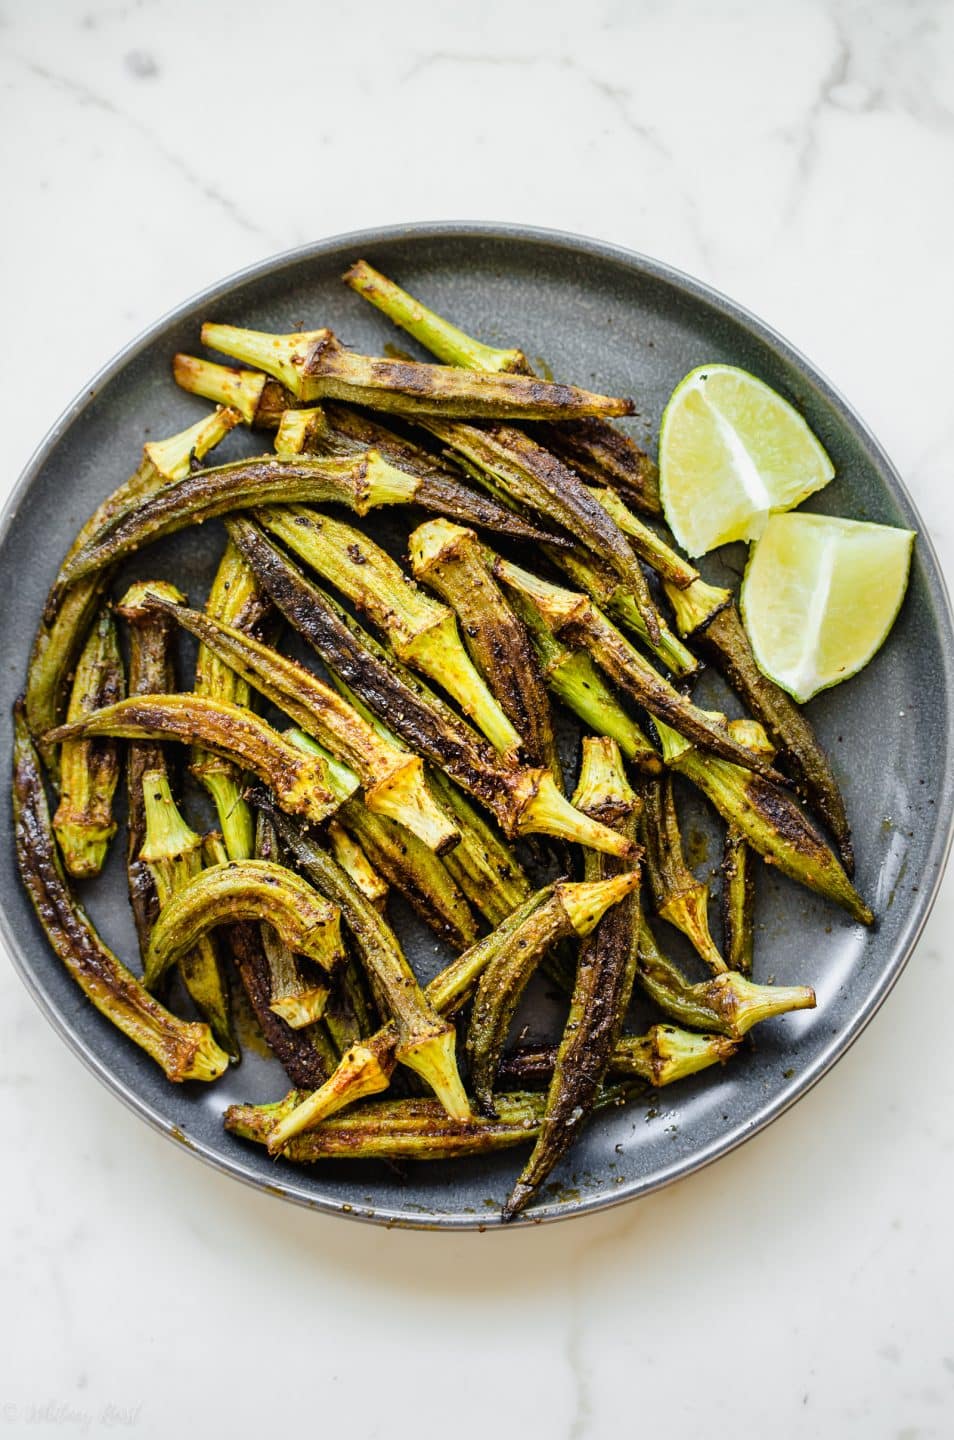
[2,224,952,1229]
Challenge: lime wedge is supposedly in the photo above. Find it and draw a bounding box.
[740,513,915,703]
[659,364,835,557]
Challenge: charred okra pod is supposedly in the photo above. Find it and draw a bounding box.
[138,771,237,1059]
[498,1025,739,1089]
[45,693,353,826]
[144,589,457,852]
[201,320,635,420]
[173,355,564,547]
[641,775,724,973]
[409,518,560,778]
[491,556,777,776]
[655,720,872,925]
[25,408,241,757]
[227,1088,631,1164]
[12,707,228,1082]
[273,394,566,545]
[466,864,640,1120]
[722,825,756,974]
[116,582,184,954]
[144,859,344,990]
[259,875,635,1153]
[504,738,642,1218]
[589,487,699,588]
[226,518,636,858]
[342,259,660,514]
[549,544,697,678]
[191,540,270,862]
[635,919,815,1037]
[286,728,479,952]
[202,830,338,1085]
[229,921,337,1087]
[267,806,471,1122]
[426,768,531,928]
[697,603,853,872]
[252,813,330,1030]
[55,450,436,592]
[508,587,661,773]
[422,419,662,642]
[52,608,124,877]
[589,488,734,636]
[340,802,478,952]
[257,506,522,759]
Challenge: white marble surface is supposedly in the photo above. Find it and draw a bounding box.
[2,2,953,1436]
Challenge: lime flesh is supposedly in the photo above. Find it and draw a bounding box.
[740,512,915,703]
[659,364,834,558]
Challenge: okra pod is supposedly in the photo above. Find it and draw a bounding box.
[722,825,756,974]
[550,544,698,678]
[590,487,698,588]
[144,859,344,989]
[409,518,560,777]
[635,919,815,1037]
[144,590,457,852]
[504,737,641,1218]
[205,820,337,1085]
[227,921,337,1088]
[697,603,853,871]
[12,706,228,1082]
[426,768,531,928]
[342,259,660,513]
[191,540,271,862]
[227,1088,632,1164]
[491,556,778,777]
[508,587,662,773]
[174,353,565,546]
[266,806,470,1123]
[52,607,124,877]
[308,683,529,931]
[201,321,635,420]
[116,581,184,954]
[26,407,240,758]
[285,728,480,952]
[173,354,295,428]
[422,418,662,642]
[467,865,640,1119]
[45,693,352,826]
[655,721,872,925]
[343,260,531,375]
[641,775,724,973]
[226,518,636,858]
[257,507,521,759]
[55,450,432,592]
[340,800,479,952]
[327,821,389,911]
[252,813,330,1030]
[259,875,635,1151]
[138,770,238,1059]
[498,1025,739,1089]
[276,396,567,546]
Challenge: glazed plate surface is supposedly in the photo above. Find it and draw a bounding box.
[2,224,951,1227]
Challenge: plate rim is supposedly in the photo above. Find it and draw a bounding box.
[3,220,953,1230]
